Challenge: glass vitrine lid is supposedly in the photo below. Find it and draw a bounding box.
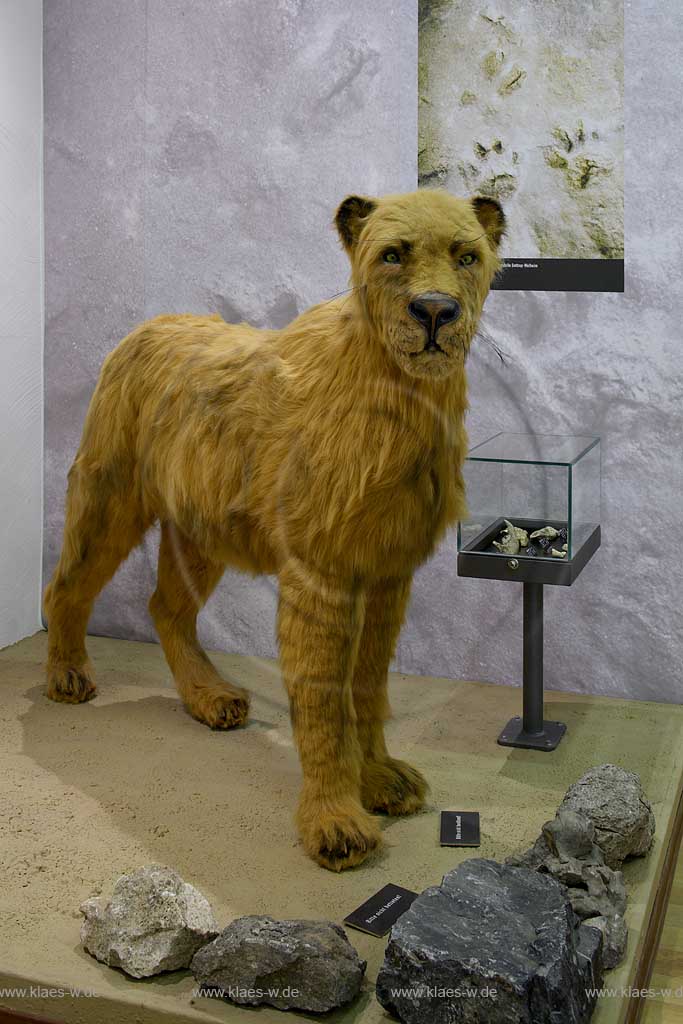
[467,432,600,466]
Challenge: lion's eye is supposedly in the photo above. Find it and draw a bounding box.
[382,249,401,264]
[459,253,477,266]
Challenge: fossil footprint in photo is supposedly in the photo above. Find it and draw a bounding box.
[543,121,613,192]
[542,120,621,258]
[457,136,519,202]
[454,20,527,202]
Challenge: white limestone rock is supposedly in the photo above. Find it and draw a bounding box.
[80,864,218,978]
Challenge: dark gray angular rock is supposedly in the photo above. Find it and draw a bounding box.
[507,809,628,968]
[581,914,628,971]
[564,863,628,970]
[376,859,602,1024]
[560,765,655,869]
[80,864,218,978]
[191,916,366,1013]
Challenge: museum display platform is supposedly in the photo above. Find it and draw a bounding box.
[1,632,682,1024]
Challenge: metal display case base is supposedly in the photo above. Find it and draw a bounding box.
[457,517,602,752]
[498,715,567,751]
[498,580,568,751]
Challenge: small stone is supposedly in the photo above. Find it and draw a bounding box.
[493,530,519,555]
[80,864,218,978]
[582,914,628,970]
[524,545,537,557]
[376,859,602,1024]
[543,808,599,861]
[565,864,626,922]
[538,536,552,550]
[531,526,559,541]
[507,521,530,546]
[558,527,568,542]
[566,887,603,919]
[547,857,590,888]
[493,520,528,554]
[578,923,604,972]
[561,765,656,868]
[507,832,550,872]
[551,547,567,558]
[191,916,366,1013]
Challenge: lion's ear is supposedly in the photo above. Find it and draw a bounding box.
[334,195,377,252]
[471,196,506,248]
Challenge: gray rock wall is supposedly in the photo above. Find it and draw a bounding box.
[44,0,683,703]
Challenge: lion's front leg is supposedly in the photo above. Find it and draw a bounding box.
[352,576,429,816]
[277,563,382,871]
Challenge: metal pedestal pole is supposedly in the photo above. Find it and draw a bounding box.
[497,582,567,751]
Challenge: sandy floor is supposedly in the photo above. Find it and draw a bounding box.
[1,632,682,1024]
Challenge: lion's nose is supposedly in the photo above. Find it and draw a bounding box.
[407,292,461,335]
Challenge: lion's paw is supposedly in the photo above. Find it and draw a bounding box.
[47,662,97,704]
[186,684,250,730]
[297,796,382,872]
[361,757,428,816]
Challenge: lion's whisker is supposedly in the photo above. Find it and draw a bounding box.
[474,324,510,364]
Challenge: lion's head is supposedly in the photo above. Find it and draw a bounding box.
[335,189,505,380]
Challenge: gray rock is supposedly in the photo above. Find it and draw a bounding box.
[376,858,602,1024]
[544,808,603,863]
[80,864,218,978]
[507,809,628,968]
[560,765,655,869]
[582,914,629,971]
[191,916,366,1013]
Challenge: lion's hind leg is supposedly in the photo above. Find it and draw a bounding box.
[149,522,249,729]
[44,462,150,703]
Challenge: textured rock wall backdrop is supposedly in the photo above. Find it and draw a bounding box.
[43,0,683,703]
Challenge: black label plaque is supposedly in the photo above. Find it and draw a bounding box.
[440,811,481,848]
[493,258,624,293]
[344,883,418,937]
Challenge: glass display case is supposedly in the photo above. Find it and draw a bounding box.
[457,432,601,586]
[457,432,601,750]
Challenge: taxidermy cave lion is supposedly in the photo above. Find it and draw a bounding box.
[44,189,505,871]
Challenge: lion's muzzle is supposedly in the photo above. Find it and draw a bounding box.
[407,292,461,353]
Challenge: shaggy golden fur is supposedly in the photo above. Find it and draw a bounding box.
[44,189,504,870]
